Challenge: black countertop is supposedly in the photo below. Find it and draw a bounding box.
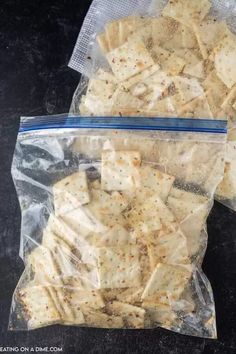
[0,1,236,353]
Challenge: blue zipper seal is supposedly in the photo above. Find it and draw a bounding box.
[19,115,228,134]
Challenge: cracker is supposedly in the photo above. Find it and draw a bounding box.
[142,263,191,301]
[106,37,154,81]
[151,45,186,76]
[97,32,109,53]
[101,150,141,191]
[126,194,175,236]
[107,301,145,328]
[18,285,61,329]
[179,95,213,119]
[53,171,90,216]
[147,231,189,270]
[173,77,204,105]
[105,20,120,50]
[193,19,227,59]
[97,245,141,289]
[163,0,211,27]
[214,34,236,88]
[137,165,175,202]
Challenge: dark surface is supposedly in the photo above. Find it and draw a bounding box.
[0,1,236,353]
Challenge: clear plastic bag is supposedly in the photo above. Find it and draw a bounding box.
[10,115,227,338]
[68,0,236,211]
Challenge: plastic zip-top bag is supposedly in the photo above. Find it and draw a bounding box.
[10,115,226,338]
[68,0,236,211]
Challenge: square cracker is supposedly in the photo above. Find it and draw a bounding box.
[137,165,175,202]
[214,34,236,89]
[101,150,141,191]
[142,263,191,301]
[53,171,90,216]
[163,0,211,28]
[18,285,61,329]
[163,24,197,51]
[125,194,175,236]
[147,230,189,270]
[106,37,154,81]
[107,301,145,328]
[193,19,227,59]
[97,245,141,289]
